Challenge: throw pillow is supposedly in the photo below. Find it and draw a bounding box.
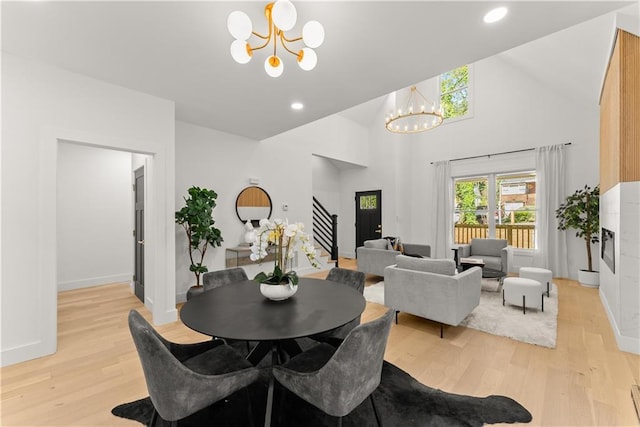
[396,255,456,276]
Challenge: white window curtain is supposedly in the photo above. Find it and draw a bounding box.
[432,161,452,259]
[534,144,568,277]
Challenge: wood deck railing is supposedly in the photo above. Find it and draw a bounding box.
[454,224,535,249]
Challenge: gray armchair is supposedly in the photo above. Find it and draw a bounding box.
[457,238,510,273]
[273,310,394,427]
[384,255,482,338]
[357,239,431,277]
[128,310,259,427]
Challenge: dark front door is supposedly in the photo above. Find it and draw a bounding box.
[355,190,382,251]
[134,167,145,303]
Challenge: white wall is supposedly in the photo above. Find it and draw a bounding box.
[312,156,341,215]
[1,52,176,366]
[175,114,369,299]
[399,52,600,280]
[600,183,640,354]
[57,143,133,291]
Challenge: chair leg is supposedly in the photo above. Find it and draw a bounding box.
[546,281,550,297]
[370,394,382,427]
[245,387,255,427]
[170,421,178,427]
[337,416,343,427]
[522,296,526,314]
[395,311,399,324]
[440,323,444,339]
[149,408,158,427]
[541,294,544,312]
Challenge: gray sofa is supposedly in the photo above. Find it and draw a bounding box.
[457,238,510,273]
[356,239,431,277]
[384,255,482,337]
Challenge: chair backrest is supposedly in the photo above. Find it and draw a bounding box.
[128,310,197,421]
[326,267,365,294]
[129,310,259,422]
[315,309,394,416]
[203,267,248,292]
[471,238,507,256]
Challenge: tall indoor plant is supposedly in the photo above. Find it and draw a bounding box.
[555,184,600,287]
[175,186,224,294]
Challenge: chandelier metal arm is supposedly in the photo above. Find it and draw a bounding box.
[279,31,301,57]
[280,33,303,43]
[249,34,272,52]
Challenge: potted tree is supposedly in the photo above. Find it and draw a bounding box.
[555,185,600,287]
[175,186,223,299]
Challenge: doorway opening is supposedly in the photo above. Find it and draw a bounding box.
[56,141,150,344]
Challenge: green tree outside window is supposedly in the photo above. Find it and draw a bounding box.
[440,65,469,119]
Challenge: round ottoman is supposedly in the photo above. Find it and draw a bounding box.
[502,277,545,314]
[519,267,553,297]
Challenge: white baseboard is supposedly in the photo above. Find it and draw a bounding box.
[58,273,132,291]
[1,339,55,367]
[600,288,640,355]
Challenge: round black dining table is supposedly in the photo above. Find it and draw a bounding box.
[180,277,366,365]
[180,276,366,427]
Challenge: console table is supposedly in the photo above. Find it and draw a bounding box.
[225,246,276,268]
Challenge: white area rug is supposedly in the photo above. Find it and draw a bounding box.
[364,280,558,348]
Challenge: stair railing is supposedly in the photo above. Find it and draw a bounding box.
[312,197,338,267]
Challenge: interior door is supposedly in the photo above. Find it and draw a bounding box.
[134,167,145,302]
[355,190,382,252]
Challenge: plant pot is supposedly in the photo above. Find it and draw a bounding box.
[578,270,599,288]
[260,282,298,301]
[186,285,205,300]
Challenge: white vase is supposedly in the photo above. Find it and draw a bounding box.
[578,269,600,288]
[260,282,298,301]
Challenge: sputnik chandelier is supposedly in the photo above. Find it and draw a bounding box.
[227,0,325,78]
[385,86,444,134]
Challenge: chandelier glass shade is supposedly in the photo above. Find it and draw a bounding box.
[385,86,444,134]
[227,0,324,77]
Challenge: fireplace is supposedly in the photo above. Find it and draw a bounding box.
[601,227,615,273]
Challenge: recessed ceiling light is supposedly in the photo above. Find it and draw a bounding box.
[291,102,304,110]
[484,7,508,24]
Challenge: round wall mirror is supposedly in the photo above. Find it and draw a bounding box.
[236,186,272,227]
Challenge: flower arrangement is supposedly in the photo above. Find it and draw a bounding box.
[245,218,319,285]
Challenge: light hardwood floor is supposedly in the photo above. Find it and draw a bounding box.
[1,259,638,426]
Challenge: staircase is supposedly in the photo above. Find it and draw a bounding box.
[312,196,339,269]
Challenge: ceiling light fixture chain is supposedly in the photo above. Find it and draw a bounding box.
[385,86,444,134]
[228,0,324,78]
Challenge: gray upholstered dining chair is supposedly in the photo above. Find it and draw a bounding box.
[203,267,248,292]
[273,309,394,427]
[310,268,366,344]
[128,310,259,427]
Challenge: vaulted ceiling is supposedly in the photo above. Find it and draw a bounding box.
[2,1,633,140]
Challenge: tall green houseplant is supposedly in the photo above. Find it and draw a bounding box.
[555,185,600,272]
[175,186,223,287]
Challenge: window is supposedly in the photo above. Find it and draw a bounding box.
[359,195,377,210]
[440,65,469,120]
[454,171,536,249]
